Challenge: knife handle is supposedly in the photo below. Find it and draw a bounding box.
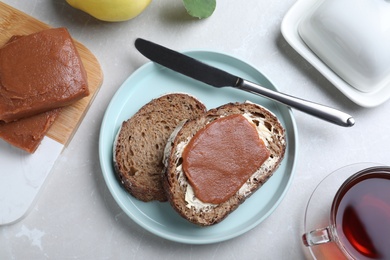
[237,79,355,127]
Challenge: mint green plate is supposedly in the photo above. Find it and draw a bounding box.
[99,50,298,244]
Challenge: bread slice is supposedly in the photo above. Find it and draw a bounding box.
[113,93,207,202]
[163,102,286,226]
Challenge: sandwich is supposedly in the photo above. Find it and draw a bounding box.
[162,102,286,226]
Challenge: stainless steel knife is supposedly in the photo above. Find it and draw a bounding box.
[134,38,355,127]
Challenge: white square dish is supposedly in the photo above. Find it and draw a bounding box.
[299,0,390,93]
[281,0,390,107]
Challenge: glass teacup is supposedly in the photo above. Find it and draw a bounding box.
[302,164,390,259]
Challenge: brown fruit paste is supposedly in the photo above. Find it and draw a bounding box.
[182,114,270,204]
[0,27,89,122]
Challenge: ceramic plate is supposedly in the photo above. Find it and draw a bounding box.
[281,0,390,107]
[99,50,298,244]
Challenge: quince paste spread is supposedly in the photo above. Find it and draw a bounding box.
[0,27,89,122]
[0,109,60,153]
[0,27,89,153]
[182,114,270,204]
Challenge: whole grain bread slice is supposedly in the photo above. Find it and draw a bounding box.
[163,102,286,226]
[113,93,207,202]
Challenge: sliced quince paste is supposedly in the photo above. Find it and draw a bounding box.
[182,114,270,204]
[0,109,60,153]
[0,27,89,122]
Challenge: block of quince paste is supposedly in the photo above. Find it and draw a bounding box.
[0,32,61,153]
[0,27,89,122]
[0,108,61,153]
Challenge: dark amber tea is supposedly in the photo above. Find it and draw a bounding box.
[332,171,390,260]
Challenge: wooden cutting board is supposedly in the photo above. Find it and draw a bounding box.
[0,2,103,225]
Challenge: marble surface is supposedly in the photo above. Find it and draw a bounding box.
[1,0,390,259]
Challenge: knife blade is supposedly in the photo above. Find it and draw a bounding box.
[135,38,355,127]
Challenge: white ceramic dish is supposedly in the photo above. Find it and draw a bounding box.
[99,50,298,244]
[299,0,390,93]
[282,0,390,107]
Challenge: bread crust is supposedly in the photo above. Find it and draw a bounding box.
[163,102,286,225]
[113,93,207,202]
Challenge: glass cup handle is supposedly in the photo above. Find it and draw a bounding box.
[302,227,332,246]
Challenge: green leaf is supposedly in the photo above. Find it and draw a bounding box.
[183,0,216,19]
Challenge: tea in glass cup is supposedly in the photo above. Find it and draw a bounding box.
[303,165,390,259]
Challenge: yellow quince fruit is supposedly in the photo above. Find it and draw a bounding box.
[66,0,152,22]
